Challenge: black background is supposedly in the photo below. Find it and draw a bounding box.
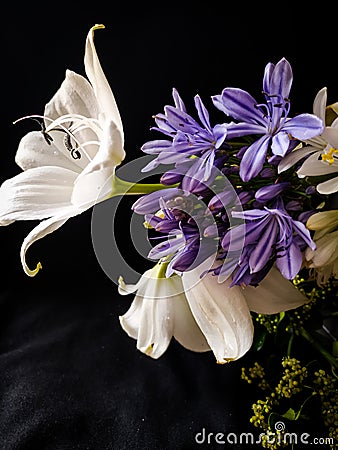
[1,4,337,449]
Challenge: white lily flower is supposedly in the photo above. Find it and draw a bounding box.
[278,87,338,194]
[118,261,308,363]
[305,210,338,285]
[0,24,125,276]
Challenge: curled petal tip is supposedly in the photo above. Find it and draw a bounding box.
[144,344,154,356]
[26,261,42,277]
[92,24,105,32]
[216,358,233,365]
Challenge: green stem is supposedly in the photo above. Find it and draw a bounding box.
[299,327,338,371]
[112,176,178,196]
[287,333,294,357]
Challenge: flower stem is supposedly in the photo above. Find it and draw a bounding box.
[299,327,338,371]
[287,333,294,357]
[112,176,178,196]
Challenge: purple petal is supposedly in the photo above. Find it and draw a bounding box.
[213,123,228,148]
[249,220,278,273]
[221,224,246,251]
[276,242,302,280]
[164,106,200,133]
[260,167,276,178]
[232,209,269,221]
[283,114,323,140]
[225,121,266,139]
[148,234,184,259]
[239,135,271,181]
[212,88,266,125]
[172,88,186,112]
[262,62,275,94]
[141,139,173,154]
[208,189,237,212]
[269,58,293,100]
[132,188,184,214]
[291,219,316,250]
[271,131,291,157]
[194,95,212,132]
[255,181,290,202]
[160,171,183,185]
[222,218,270,252]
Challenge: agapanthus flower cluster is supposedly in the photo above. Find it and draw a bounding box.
[2,26,337,364]
[124,57,338,361]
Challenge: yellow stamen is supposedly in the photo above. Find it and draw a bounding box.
[321,147,338,165]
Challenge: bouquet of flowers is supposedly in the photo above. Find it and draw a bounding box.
[1,24,337,448]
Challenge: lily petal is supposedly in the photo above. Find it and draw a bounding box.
[306,210,338,233]
[85,24,124,138]
[313,87,327,122]
[71,120,124,207]
[20,205,82,276]
[278,145,319,173]
[321,126,338,148]
[15,131,83,173]
[0,167,78,224]
[317,175,338,194]
[119,269,209,358]
[44,70,100,165]
[182,269,254,363]
[244,266,308,314]
[298,152,338,177]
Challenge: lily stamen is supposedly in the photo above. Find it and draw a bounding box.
[321,148,338,165]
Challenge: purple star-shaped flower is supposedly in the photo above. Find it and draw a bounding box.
[212,58,324,182]
[141,88,228,180]
[221,197,316,283]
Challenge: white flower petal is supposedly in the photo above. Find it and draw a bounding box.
[118,273,146,296]
[172,292,210,353]
[44,70,100,164]
[306,210,338,234]
[0,166,78,224]
[1,25,128,278]
[182,270,254,363]
[20,205,82,276]
[317,175,338,194]
[298,152,338,176]
[45,70,99,120]
[71,120,124,207]
[321,126,338,148]
[119,270,178,359]
[243,266,308,314]
[278,146,319,173]
[313,87,327,122]
[305,231,338,268]
[84,24,124,141]
[15,131,82,172]
[119,267,210,358]
[119,295,143,340]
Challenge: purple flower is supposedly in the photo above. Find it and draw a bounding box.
[141,88,228,180]
[255,181,291,203]
[212,58,323,182]
[144,196,217,276]
[221,197,316,283]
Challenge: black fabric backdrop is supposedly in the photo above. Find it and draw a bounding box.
[2,4,337,449]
